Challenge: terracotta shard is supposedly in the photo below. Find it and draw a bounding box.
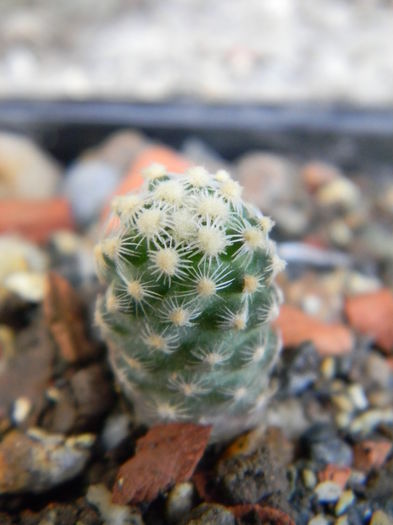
[112,422,211,505]
[43,272,96,363]
[345,289,393,354]
[0,198,74,244]
[230,504,295,525]
[274,304,353,356]
[318,464,351,489]
[101,145,190,221]
[354,440,392,472]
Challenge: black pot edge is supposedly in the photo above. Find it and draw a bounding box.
[0,99,392,169]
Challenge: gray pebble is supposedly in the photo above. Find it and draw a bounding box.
[181,503,234,525]
[302,424,353,467]
[216,445,288,504]
[64,160,121,226]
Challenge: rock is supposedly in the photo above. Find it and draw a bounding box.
[316,176,361,210]
[350,409,393,435]
[280,343,321,395]
[354,440,392,473]
[166,482,195,524]
[64,160,122,226]
[335,490,355,516]
[63,130,147,227]
[0,429,95,494]
[20,498,101,525]
[0,317,54,428]
[308,514,331,525]
[369,510,393,525]
[84,130,147,173]
[314,481,343,503]
[367,458,393,502]
[182,138,228,173]
[318,465,351,489]
[70,364,114,431]
[48,231,96,287]
[3,271,45,302]
[216,445,288,504]
[87,483,144,525]
[182,503,235,525]
[302,424,353,467]
[0,235,48,285]
[100,413,133,452]
[222,426,294,468]
[264,398,309,439]
[235,152,311,235]
[0,132,61,199]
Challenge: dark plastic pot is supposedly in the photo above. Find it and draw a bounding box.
[0,100,392,170]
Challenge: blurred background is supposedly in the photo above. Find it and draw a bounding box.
[1,0,393,105]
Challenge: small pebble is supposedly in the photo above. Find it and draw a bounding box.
[166,482,194,524]
[64,160,122,226]
[182,503,235,525]
[3,271,45,302]
[335,490,355,516]
[308,514,332,525]
[303,424,353,467]
[331,394,354,414]
[101,413,132,451]
[0,235,48,284]
[350,409,393,435]
[314,481,343,503]
[348,469,367,486]
[0,429,95,493]
[12,396,32,424]
[347,384,368,411]
[0,132,61,199]
[316,177,360,209]
[86,483,143,525]
[335,412,353,430]
[369,510,393,525]
[303,468,317,489]
[321,357,336,380]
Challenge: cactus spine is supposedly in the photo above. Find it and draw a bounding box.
[95,165,285,440]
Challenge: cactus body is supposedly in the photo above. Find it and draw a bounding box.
[95,166,285,440]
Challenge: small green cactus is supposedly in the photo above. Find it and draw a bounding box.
[95,165,285,440]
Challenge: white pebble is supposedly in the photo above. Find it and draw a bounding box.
[12,396,32,424]
[350,409,393,434]
[302,469,317,489]
[4,271,45,302]
[308,514,332,525]
[314,481,343,503]
[335,490,355,516]
[100,414,132,451]
[87,483,142,525]
[347,384,368,411]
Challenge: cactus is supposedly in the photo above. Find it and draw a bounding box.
[95,165,285,440]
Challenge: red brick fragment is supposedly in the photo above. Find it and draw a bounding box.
[274,304,353,356]
[345,289,393,354]
[0,198,74,244]
[43,272,96,363]
[112,422,211,505]
[354,440,392,472]
[318,464,351,489]
[230,504,295,525]
[101,145,190,221]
